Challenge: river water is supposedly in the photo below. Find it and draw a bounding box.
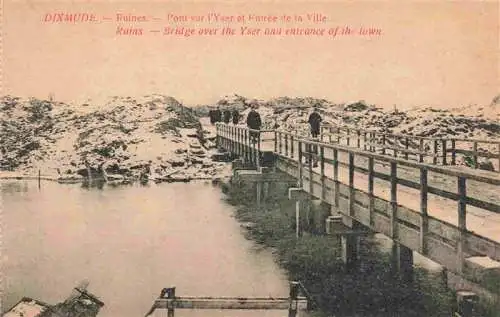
[1,180,290,317]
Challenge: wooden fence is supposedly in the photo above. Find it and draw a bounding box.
[318,125,500,172]
[217,123,500,283]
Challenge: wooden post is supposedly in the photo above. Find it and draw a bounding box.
[252,130,256,166]
[295,200,301,239]
[236,128,240,155]
[472,141,478,169]
[86,162,92,183]
[382,134,386,155]
[346,128,350,146]
[231,126,235,152]
[290,135,294,158]
[442,139,447,165]
[288,282,299,317]
[248,129,253,165]
[451,139,456,165]
[257,132,261,168]
[308,142,313,196]
[348,153,355,217]
[333,149,339,207]
[285,133,289,156]
[279,131,283,154]
[274,131,278,153]
[457,176,467,274]
[38,169,41,189]
[363,132,367,151]
[230,126,234,152]
[337,127,341,144]
[433,140,438,165]
[329,127,332,143]
[216,124,220,149]
[419,168,428,255]
[168,307,174,317]
[368,157,374,226]
[356,130,361,148]
[249,128,254,164]
[235,128,238,156]
[419,139,424,163]
[393,135,398,158]
[320,126,324,142]
[320,146,325,201]
[229,126,233,152]
[404,137,409,160]
[256,182,262,207]
[298,141,303,189]
[390,162,398,239]
[371,132,375,152]
[240,128,243,156]
[245,130,250,163]
[167,287,176,317]
[240,128,244,156]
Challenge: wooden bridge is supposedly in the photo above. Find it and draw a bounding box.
[215,123,500,315]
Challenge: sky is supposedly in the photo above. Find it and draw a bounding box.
[2,0,499,109]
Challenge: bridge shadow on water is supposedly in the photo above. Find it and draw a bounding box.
[220,180,487,317]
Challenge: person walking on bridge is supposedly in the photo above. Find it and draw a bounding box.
[213,106,222,123]
[307,105,322,167]
[232,108,240,125]
[209,109,216,125]
[246,102,262,145]
[223,109,231,124]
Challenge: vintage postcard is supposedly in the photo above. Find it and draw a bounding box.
[1,1,499,317]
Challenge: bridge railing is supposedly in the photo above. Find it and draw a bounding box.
[319,124,500,172]
[216,123,275,168]
[217,124,500,273]
[274,129,500,271]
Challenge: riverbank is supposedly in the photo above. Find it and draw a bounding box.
[222,180,497,317]
[0,164,233,185]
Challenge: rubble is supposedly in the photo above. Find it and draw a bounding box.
[0,94,229,183]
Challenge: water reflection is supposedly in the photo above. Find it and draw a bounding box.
[2,180,289,317]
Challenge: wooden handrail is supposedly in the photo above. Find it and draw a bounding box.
[320,124,500,143]
[217,124,500,183]
[277,130,500,185]
[316,125,500,172]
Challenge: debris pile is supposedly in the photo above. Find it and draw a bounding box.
[0,95,230,183]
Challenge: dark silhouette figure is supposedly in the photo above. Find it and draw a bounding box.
[308,106,322,138]
[232,109,239,124]
[213,107,222,123]
[209,109,216,124]
[246,106,262,145]
[307,106,322,167]
[223,109,231,124]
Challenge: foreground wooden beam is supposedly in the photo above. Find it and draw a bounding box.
[150,296,308,310]
[145,282,311,317]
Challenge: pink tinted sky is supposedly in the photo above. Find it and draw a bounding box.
[2,0,499,109]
